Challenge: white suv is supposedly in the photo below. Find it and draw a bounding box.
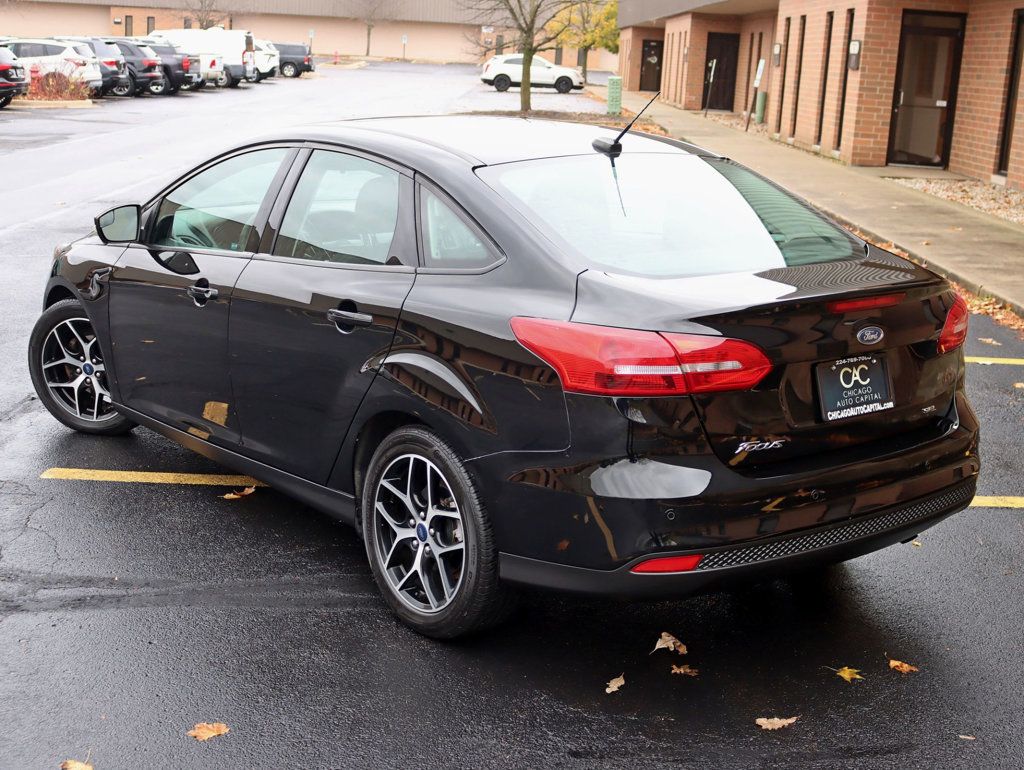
[481,54,583,94]
[1,38,102,93]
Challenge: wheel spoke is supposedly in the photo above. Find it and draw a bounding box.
[383,530,416,570]
[435,556,456,600]
[419,560,441,610]
[43,356,79,370]
[434,541,464,558]
[49,328,71,358]
[92,385,101,419]
[63,320,89,356]
[376,500,408,531]
[428,506,460,522]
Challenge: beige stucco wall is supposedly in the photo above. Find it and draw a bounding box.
[231,13,480,62]
[0,1,109,36]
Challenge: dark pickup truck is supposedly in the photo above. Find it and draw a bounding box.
[134,38,201,94]
[273,42,314,78]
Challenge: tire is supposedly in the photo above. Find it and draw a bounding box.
[555,76,572,94]
[216,71,231,87]
[148,78,166,95]
[493,74,511,92]
[112,74,135,97]
[281,62,298,78]
[362,426,515,638]
[0,94,12,109]
[28,299,134,436]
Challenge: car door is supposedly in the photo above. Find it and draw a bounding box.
[531,57,555,85]
[106,145,295,446]
[228,146,417,483]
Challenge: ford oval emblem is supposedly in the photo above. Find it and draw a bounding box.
[856,326,885,345]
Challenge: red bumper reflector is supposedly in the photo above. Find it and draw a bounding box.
[630,554,704,573]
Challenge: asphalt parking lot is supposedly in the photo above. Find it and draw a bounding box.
[1,63,1023,769]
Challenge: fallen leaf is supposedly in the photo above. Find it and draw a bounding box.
[220,486,256,500]
[835,666,864,683]
[1014,383,1024,389]
[978,337,1002,346]
[671,663,699,676]
[61,761,93,770]
[755,716,799,730]
[912,540,923,547]
[605,673,625,694]
[889,659,919,674]
[958,734,976,740]
[921,240,930,246]
[651,631,687,655]
[556,539,570,551]
[188,722,230,741]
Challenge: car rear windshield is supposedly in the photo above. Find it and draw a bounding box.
[477,153,861,277]
[89,39,121,58]
[72,44,94,58]
[0,47,15,63]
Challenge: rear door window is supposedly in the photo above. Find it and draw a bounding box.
[419,187,497,269]
[273,149,401,265]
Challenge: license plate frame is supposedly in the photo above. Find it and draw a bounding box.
[816,354,894,422]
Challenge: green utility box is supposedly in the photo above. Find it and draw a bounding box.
[607,76,622,116]
[755,91,767,124]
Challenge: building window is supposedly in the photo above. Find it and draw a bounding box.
[124,15,133,36]
[790,15,807,138]
[147,16,156,34]
[835,9,855,149]
[816,12,835,146]
[998,11,1024,175]
[776,17,791,133]
[554,47,563,65]
[184,17,192,28]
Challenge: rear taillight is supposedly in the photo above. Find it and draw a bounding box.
[0,64,10,72]
[937,294,969,354]
[102,59,118,67]
[142,58,160,68]
[304,55,310,63]
[510,318,772,396]
[182,56,190,71]
[630,554,704,573]
[827,292,905,314]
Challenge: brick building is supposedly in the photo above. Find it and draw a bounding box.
[619,0,1024,190]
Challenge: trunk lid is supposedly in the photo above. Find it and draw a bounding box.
[572,251,961,472]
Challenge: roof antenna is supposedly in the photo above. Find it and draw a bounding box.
[592,91,661,158]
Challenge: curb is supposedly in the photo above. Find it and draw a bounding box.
[11,99,95,109]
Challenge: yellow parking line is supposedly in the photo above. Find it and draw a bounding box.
[971,496,1024,508]
[966,356,1024,365]
[40,468,266,487]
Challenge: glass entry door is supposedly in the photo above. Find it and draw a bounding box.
[887,12,966,166]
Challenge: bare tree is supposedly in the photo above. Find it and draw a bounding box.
[463,0,579,112]
[185,0,227,29]
[350,0,390,57]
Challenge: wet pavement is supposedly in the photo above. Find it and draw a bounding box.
[1,63,1023,769]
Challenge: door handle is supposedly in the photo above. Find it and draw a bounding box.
[187,283,218,304]
[327,308,373,328]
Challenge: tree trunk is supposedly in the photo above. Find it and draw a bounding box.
[520,48,533,113]
[365,23,372,57]
[581,47,590,84]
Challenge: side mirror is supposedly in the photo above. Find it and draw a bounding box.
[95,204,141,244]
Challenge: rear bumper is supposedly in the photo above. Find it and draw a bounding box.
[0,81,29,96]
[500,477,976,597]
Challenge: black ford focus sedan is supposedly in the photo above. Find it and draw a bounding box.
[29,116,980,638]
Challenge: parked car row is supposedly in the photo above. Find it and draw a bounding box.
[0,28,314,108]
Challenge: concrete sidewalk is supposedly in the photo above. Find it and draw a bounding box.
[597,87,1024,314]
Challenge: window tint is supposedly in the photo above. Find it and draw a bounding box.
[45,44,67,56]
[505,56,522,64]
[477,154,859,278]
[72,44,93,57]
[420,188,494,269]
[150,148,288,253]
[274,150,400,265]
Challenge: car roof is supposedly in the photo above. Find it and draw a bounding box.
[300,115,715,167]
